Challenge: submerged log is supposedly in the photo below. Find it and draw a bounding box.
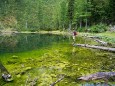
[78,72,115,81]
[0,62,13,82]
[50,76,64,86]
[25,77,38,86]
[73,44,115,52]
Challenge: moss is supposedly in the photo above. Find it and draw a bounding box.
[0,35,115,86]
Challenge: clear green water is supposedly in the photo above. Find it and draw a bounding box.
[0,33,115,86]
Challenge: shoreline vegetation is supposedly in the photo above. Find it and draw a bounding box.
[1,30,115,51]
[1,30,115,44]
[0,30,115,38]
[0,29,115,43]
[1,29,115,37]
[0,30,69,35]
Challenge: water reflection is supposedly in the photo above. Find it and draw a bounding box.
[0,33,69,53]
[81,83,111,86]
[0,33,115,86]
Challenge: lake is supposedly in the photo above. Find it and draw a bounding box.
[0,33,115,86]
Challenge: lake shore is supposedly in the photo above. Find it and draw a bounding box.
[0,30,70,34]
[1,30,115,43]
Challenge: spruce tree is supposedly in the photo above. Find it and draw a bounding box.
[108,0,115,24]
[67,0,75,30]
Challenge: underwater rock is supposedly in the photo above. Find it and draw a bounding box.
[2,73,13,82]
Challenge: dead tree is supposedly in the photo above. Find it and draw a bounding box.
[50,76,64,86]
[78,72,115,85]
[0,62,12,81]
[73,44,115,52]
[78,72,115,81]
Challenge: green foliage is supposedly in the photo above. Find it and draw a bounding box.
[107,0,115,24]
[67,0,75,22]
[0,0,115,31]
[102,36,115,44]
[90,24,108,33]
[77,27,86,32]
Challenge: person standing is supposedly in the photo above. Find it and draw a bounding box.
[72,30,77,43]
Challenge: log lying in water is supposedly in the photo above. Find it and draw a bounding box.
[73,44,115,52]
[83,35,111,46]
[0,62,13,82]
[78,72,115,81]
[50,76,64,86]
[94,39,108,46]
[82,35,101,39]
[85,36,109,46]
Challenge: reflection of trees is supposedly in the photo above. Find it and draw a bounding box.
[0,35,18,53]
[0,33,69,53]
[17,34,68,52]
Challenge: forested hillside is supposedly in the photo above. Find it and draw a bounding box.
[0,0,115,31]
[0,0,115,85]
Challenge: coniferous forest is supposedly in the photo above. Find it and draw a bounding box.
[0,0,115,86]
[0,0,115,32]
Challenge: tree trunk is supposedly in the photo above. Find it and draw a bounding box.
[85,18,88,30]
[50,76,64,86]
[78,72,115,85]
[94,39,108,46]
[73,44,115,52]
[75,23,78,30]
[68,22,72,31]
[25,21,28,29]
[80,19,82,28]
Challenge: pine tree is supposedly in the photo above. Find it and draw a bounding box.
[108,0,115,24]
[67,0,75,30]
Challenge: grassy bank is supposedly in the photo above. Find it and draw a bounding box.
[1,29,115,43]
[80,31,115,44]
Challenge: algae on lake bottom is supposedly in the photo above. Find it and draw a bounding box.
[0,33,115,86]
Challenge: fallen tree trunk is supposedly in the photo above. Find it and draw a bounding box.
[85,36,109,46]
[50,76,64,86]
[0,62,13,82]
[81,34,101,39]
[78,72,115,86]
[78,72,115,81]
[94,39,108,46]
[82,35,111,46]
[73,44,115,52]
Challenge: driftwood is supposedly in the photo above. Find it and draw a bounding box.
[83,36,101,39]
[94,39,108,46]
[25,77,38,86]
[0,62,13,82]
[2,74,12,82]
[50,76,64,86]
[73,44,115,52]
[86,36,109,46]
[78,72,115,86]
[78,72,115,82]
[82,35,111,46]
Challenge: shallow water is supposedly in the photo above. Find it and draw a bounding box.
[0,33,115,86]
